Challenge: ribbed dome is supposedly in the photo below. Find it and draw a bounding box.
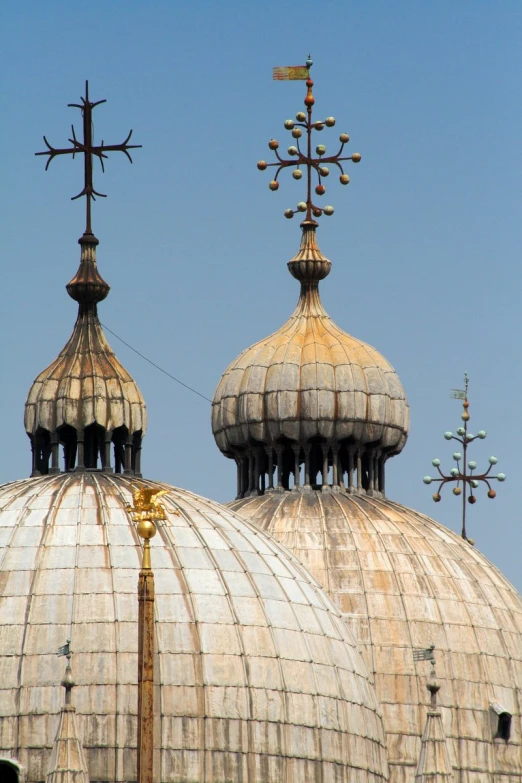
[212,225,409,499]
[0,472,389,783]
[230,490,522,783]
[24,234,146,476]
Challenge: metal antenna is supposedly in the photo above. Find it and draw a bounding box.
[257,56,361,223]
[36,80,141,235]
[423,373,506,542]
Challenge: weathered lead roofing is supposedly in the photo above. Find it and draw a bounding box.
[0,472,389,783]
[230,489,522,783]
[212,224,409,498]
[24,234,146,475]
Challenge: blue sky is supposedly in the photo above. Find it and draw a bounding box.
[1,1,521,589]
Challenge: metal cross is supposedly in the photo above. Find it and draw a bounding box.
[36,80,141,235]
[257,59,361,222]
[423,373,506,542]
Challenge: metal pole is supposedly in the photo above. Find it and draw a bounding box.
[137,542,154,783]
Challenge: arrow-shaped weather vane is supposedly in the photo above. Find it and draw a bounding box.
[257,56,361,223]
[423,373,505,542]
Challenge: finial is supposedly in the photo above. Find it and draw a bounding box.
[36,80,141,237]
[259,58,361,223]
[126,485,169,569]
[423,373,505,542]
[413,644,439,709]
[57,640,74,705]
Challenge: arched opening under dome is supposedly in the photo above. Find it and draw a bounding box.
[491,703,512,742]
[0,759,21,783]
[234,439,390,498]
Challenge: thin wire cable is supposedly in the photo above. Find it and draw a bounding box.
[100,322,216,406]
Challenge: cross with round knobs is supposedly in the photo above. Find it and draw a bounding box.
[422,373,505,542]
[257,57,361,222]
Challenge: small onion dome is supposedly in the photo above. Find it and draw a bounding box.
[0,472,389,783]
[212,224,409,467]
[24,234,146,475]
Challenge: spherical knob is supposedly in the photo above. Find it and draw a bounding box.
[461,412,470,421]
[323,205,334,215]
[316,144,326,155]
[325,117,336,127]
[293,169,303,180]
[315,184,326,196]
[432,458,441,467]
[433,493,441,502]
[269,180,279,191]
[352,152,362,163]
[489,456,498,465]
[296,112,306,122]
[468,538,475,546]
[466,434,474,442]
[269,139,279,150]
[450,468,459,477]
[297,202,307,212]
[423,476,432,484]
[453,487,462,496]
[468,495,476,504]
[284,120,295,130]
[292,128,302,139]
[315,123,324,131]
[257,160,267,171]
[339,133,350,143]
[453,452,462,461]
[444,431,453,440]
[340,173,350,185]
[488,489,496,498]
[456,427,465,436]
[312,208,322,217]
[468,461,477,470]
[284,209,294,219]
[477,430,487,439]
[497,473,506,482]
[320,167,330,177]
[288,146,298,156]
[471,480,479,488]
[137,519,157,540]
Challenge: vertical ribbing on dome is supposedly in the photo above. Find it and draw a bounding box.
[415,669,454,783]
[24,232,147,477]
[45,659,90,783]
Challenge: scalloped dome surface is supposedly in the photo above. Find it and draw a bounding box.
[0,473,388,783]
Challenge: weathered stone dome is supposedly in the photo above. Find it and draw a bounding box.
[212,225,409,499]
[0,472,389,783]
[230,490,522,783]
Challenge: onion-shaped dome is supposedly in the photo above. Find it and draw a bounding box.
[212,224,409,499]
[0,473,389,783]
[24,233,146,477]
[230,491,522,783]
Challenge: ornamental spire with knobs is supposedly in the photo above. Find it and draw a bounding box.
[422,373,506,542]
[257,57,361,223]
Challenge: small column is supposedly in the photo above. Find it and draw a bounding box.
[241,457,248,497]
[331,445,339,492]
[379,456,386,496]
[321,444,329,490]
[134,440,143,478]
[266,448,274,490]
[303,445,311,488]
[347,448,355,493]
[254,449,261,494]
[356,450,362,493]
[50,431,60,474]
[235,459,242,499]
[368,451,375,495]
[76,432,85,471]
[275,446,284,491]
[292,446,301,489]
[30,437,40,478]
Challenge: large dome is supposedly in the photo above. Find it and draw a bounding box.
[0,472,389,783]
[230,490,522,783]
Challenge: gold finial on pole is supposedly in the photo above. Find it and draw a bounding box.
[126,485,168,783]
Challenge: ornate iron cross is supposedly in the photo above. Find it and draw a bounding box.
[36,80,141,235]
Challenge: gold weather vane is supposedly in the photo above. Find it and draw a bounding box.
[258,56,361,222]
[423,373,506,542]
[36,80,141,235]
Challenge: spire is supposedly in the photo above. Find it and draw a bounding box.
[26,83,146,476]
[45,646,90,783]
[415,658,454,783]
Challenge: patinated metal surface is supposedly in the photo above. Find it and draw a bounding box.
[0,472,389,783]
[231,489,522,783]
